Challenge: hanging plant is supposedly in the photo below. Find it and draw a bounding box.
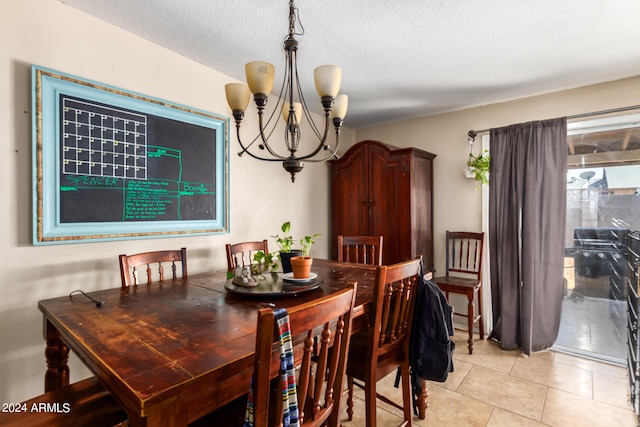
[463,130,490,187]
[466,149,491,186]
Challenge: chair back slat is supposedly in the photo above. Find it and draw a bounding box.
[379,281,393,345]
[119,248,187,287]
[446,231,484,278]
[337,235,383,266]
[225,240,269,272]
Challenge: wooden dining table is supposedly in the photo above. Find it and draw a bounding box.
[38,258,427,426]
[38,258,426,427]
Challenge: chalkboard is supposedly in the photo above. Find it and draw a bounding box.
[33,66,229,244]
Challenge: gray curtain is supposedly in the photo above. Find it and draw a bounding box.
[488,118,567,356]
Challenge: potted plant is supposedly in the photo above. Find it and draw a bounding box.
[290,231,321,278]
[273,221,320,274]
[251,250,278,275]
[465,149,491,188]
[290,255,313,279]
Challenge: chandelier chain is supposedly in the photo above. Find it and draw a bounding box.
[288,1,304,38]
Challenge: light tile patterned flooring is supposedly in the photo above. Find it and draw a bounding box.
[340,332,638,426]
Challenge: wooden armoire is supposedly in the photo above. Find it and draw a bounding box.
[329,140,436,271]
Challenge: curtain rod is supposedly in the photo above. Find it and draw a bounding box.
[468,104,640,138]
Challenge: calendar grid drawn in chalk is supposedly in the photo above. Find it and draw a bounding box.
[62,97,148,180]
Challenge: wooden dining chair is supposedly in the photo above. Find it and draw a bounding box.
[432,231,485,354]
[337,235,384,266]
[346,257,421,427]
[0,376,127,427]
[191,283,357,427]
[119,247,187,287]
[254,283,357,427]
[225,240,269,272]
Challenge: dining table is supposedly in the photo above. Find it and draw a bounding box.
[38,258,428,426]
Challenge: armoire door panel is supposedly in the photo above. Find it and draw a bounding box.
[410,153,435,272]
[330,148,369,258]
[369,152,408,264]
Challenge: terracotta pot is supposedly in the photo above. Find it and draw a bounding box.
[280,250,304,273]
[290,256,313,279]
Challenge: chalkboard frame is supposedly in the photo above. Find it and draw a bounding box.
[32,65,230,244]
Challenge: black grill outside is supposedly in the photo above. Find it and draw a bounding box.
[573,227,629,303]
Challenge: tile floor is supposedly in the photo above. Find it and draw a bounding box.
[340,332,638,427]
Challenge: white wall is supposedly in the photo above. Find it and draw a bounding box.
[0,0,355,403]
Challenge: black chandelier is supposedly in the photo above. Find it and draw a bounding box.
[224,0,348,182]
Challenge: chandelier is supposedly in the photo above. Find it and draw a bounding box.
[224,0,348,182]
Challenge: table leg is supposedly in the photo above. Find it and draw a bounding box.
[43,319,69,392]
[417,378,429,419]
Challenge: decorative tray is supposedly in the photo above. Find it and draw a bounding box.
[224,272,322,297]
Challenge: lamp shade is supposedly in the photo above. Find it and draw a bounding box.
[313,65,342,98]
[245,61,275,95]
[282,102,303,123]
[330,94,348,119]
[225,83,251,111]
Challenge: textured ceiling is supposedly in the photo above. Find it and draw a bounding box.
[58,0,640,129]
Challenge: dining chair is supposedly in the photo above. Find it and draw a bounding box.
[0,376,127,427]
[225,240,269,272]
[192,283,357,427]
[337,235,384,266]
[346,257,422,427]
[432,231,485,354]
[119,247,187,287]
